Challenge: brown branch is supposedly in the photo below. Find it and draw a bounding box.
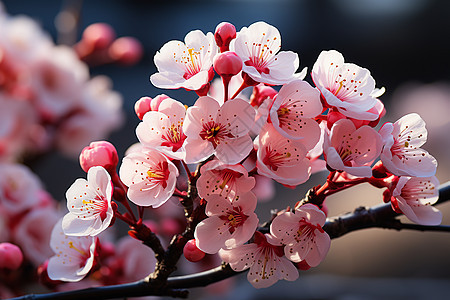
[9,181,450,300]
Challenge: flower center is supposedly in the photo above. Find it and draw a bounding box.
[147,161,170,189]
[182,47,203,79]
[161,123,186,152]
[199,121,233,148]
[81,195,109,221]
[219,206,248,234]
[68,241,87,256]
[263,145,291,171]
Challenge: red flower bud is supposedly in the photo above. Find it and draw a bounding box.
[183,239,206,262]
[0,243,23,270]
[214,22,236,52]
[213,52,242,77]
[79,141,118,174]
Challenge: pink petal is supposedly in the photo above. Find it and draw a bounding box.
[216,98,255,137]
[87,166,112,199]
[267,51,299,81]
[183,138,214,164]
[219,243,258,272]
[194,216,230,254]
[214,135,253,165]
[204,194,233,216]
[304,231,330,267]
[396,196,442,226]
[226,213,259,249]
[233,191,258,212]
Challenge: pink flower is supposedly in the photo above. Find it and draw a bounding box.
[194,192,259,254]
[119,147,179,207]
[219,231,299,288]
[0,97,36,161]
[28,45,89,120]
[150,30,217,90]
[0,163,42,215]
[324,119,382,177]
[311,50,378,120]
[109,236,157,283]
[256,124,311,186]
[270,204,330,267]
[183,96,255,164]
[231,21,306,85]
[196,159,255,200]
[379,113,437,177]
[62,166,114,237]
[391,176,442,225]
[269,80,322,148]
[136,97,187,160]
[13,207,58,266]
[54,76,124,158]
[47,219,97,282]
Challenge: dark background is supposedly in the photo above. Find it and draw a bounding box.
[3,1,450,299]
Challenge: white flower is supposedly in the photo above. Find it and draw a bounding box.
[119,147,179,208]
[270,204,330,267]
[269,80,322,145]
[136,97,187,160]
[324,119,382,177]
[391,176,442,226]
[231,21,306,85]
[379,113,437,177]
[194,192,259,254]
[47,218,97,282]
[312,50,378,120]
[150,30,217,90]
[219,231,298,288]
[62,166,113,237]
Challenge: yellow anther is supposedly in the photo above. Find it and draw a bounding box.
[147,170,164,179]
[68,241,87,256]
[336,81,344,94]
[278,107,290,116]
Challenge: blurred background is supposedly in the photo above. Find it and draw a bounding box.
[2,0,450,299]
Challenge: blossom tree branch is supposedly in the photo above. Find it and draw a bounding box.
[10,182,450,300]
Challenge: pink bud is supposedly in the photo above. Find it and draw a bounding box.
[109,37,143,66]
[184,239,205,262]
[0,243,23,270]
[79,141,119,173]
[82,23,116,50]
[134,97,152,120]
[250,84,278,107]
[134,94,170,120]
[215,22,236,52]
[213,51,242,77]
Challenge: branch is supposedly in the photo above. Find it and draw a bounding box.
[10,182,450,300]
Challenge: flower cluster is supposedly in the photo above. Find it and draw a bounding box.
[0,9,124,160]
[46,20,441,291]
[0,4,143,296]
